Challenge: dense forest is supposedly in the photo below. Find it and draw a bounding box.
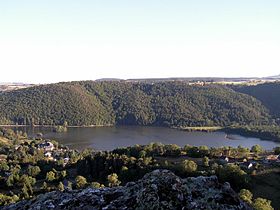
[233,82,280,122]
[0,81,272,127]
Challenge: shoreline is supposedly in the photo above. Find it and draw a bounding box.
[174,126,223,132]
[0,124,114,128]
[1,124,280,143]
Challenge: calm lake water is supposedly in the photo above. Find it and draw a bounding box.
[15,126,280,151]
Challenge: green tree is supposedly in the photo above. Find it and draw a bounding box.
[0,194,19,206]
[139,150,147,158]
[20,174,36,187]
[274,146,280,155]
[6,175,14,187]
[181,160,197,173]
[41,182,48,190]
[198,145,209,156]
[202,156,209,167]
[251,145,263,154]
[0,162,9,171]
[217,164,249,190]
[22,184,29,199]
[75,176,87,188]
[91,182,101,188]
[61,170,67,178]
[46,171,56,182]
[239,189,253,204]
[252,198,274,210]
[67,181,73,190]
[27,165,41,177]
[107,173,121,187]
[58,182,64,191]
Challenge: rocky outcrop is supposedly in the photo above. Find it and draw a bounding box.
[4,170,252,210]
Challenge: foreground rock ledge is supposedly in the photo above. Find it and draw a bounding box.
[4,170,252,210]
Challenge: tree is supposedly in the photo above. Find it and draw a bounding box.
[27,165,41,177]
[67,181,73,190]
[0,194,19,206]
[252,198,273,210]
[20,174,36,187]
[251,145,263,154]
[202,156,209,167]
[46,171,56,182]
[41,182,48,191]
[164,144,181,156]
[239,189,253,204]
[75,176,87,188]
[61,170,67,178]
[91,182,101,188]
[139,150,147,158]
[217,164,249,190]
[274,146,280,155]
[181,160,197,173]
[6,175,14,187]
[0,162,9,171]
[107,173,121,187]
[198,146,209,156]
[63,121,68,127]
[22,184,29,199]
[58,182,64,191]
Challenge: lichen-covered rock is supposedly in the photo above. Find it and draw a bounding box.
[3,170,252,210]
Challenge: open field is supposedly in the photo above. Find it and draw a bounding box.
[177,126,223,132]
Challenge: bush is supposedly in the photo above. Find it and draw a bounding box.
[252,198,274,210]
[239,189,253,204]
[217,164,249,190]
[75,176,87,188]
[107,173,121,187]
[181,160,197,173]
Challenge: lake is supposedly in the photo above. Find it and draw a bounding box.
[15,126,280,151]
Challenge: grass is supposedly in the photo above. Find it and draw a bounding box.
[177,126,223,132]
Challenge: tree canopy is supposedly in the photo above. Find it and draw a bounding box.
[0,81,271,127]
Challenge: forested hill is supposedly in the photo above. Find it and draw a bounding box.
[0,81,271,127]
[233,82,280,120]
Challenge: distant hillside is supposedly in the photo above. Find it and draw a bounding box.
[0,83,35,92]
[263,74,280,79]
[0,84,114,126]
[0,81,271,127]
[233,82,280,120]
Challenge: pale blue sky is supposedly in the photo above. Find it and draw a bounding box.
[0,0,280,83]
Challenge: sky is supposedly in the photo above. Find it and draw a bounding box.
[0,0,280,83]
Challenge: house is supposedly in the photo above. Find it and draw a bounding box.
[39,141,54,151]
[14,145,21,150]
[265,155,279,161]
[218,156,230,165]
[64,157,69,163]
[241,162,254,169]
[220,156,229,162]
[44,152,52,158]
[63,157,70,166]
